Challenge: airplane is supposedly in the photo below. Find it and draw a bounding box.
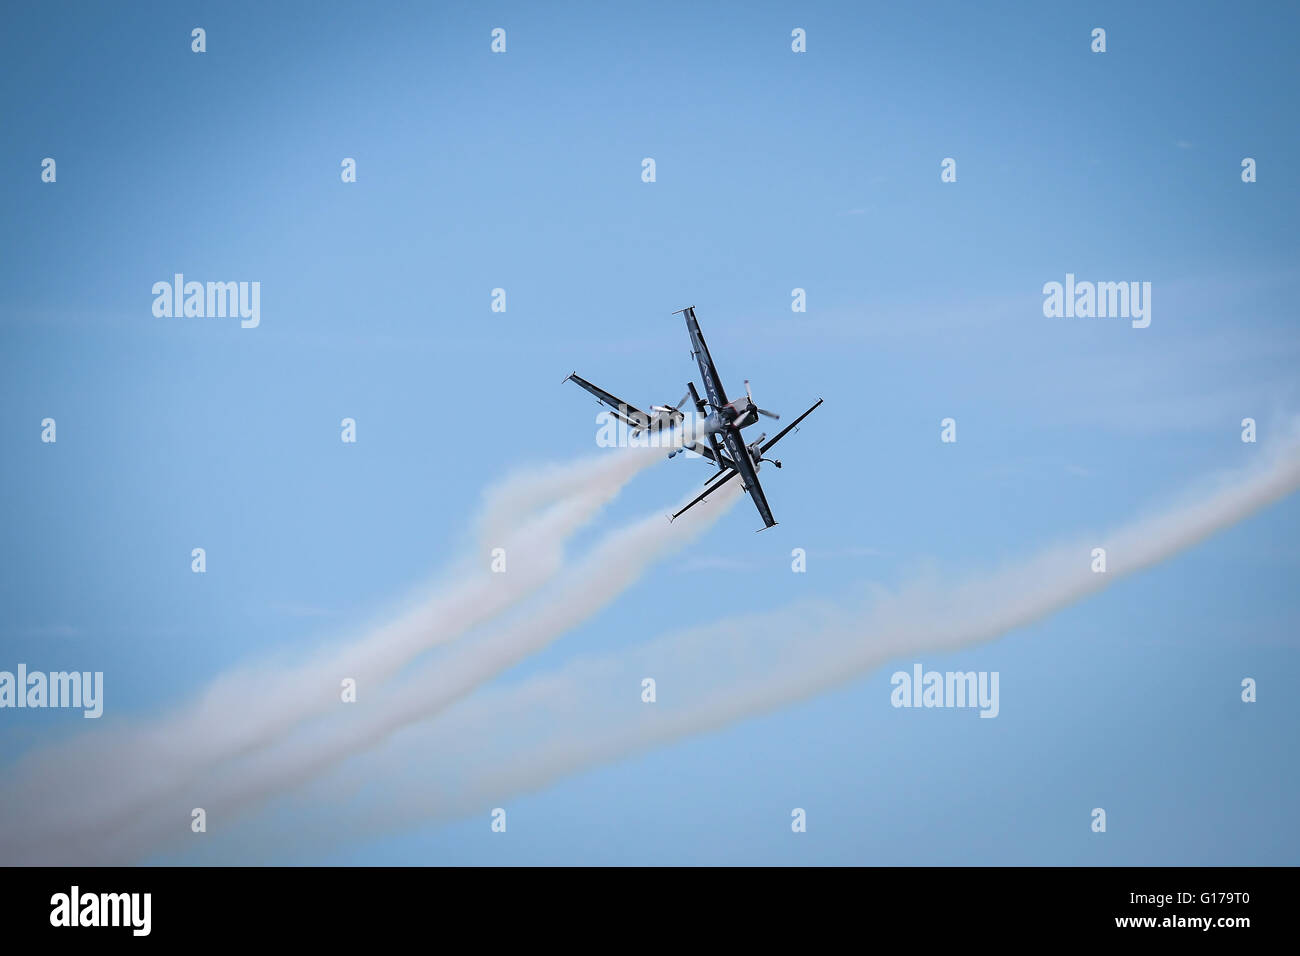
[561,371,692,437]
[566,306,822,530]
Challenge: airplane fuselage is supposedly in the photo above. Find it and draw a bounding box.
[700,401,759,436]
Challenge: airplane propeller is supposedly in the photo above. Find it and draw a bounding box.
[652,392,692,415]
[743,380,780,420]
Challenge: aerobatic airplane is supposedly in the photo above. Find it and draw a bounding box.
[566,306,822,530]
[562,372,691,437]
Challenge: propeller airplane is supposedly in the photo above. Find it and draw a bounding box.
[566,306,822,530]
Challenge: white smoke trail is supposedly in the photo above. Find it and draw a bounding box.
[185,433,1300,859]
[186,480,743,820]
[0,433,694,864]
[33,479,739,864]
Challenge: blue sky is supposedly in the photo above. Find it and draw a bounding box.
[2,1,1298,864]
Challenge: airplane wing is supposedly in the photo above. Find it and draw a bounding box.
[678,307,729,410]
[564,372,651,431]
[721,427,776,529]
[761,398,823,453]
[683,441,736,472]
[671,403,818,526]
[670,468,738,522]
